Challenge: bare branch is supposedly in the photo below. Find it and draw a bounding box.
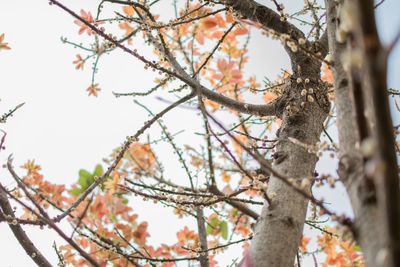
[0,102,25,124]
[222,0,304,40]
[0,184,52,267]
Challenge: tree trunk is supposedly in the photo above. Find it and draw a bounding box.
[324,1,383,266]
[351,1,400,265]
[249,67,329,266]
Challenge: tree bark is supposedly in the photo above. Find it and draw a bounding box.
[351,1,400,265]
[324,1,383,266]
[249,69,329,266]
[196,208,209,267]
[219,2,332,265]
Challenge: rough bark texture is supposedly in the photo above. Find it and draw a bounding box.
[219,2,332,265]
[324,1,383,266]
[249,73,329,266]
[351,1,400,265]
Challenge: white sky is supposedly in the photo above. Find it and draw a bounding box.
[0,0,399,266]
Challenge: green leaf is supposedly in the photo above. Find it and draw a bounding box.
[206,217,219,235]
[209,217,219,227]
[79,169,92,180]
[78,169,93,190]
[70,188,82,196]
[220,221,228,240]
[206,224,213,235]
[93,164,103,177]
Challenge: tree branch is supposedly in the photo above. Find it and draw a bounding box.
[223,0,304,39]
[314,29,329,58]
[117,2,280,117]
[195,208,209,267]
[0,184,52,267]
[51,0,279,118]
